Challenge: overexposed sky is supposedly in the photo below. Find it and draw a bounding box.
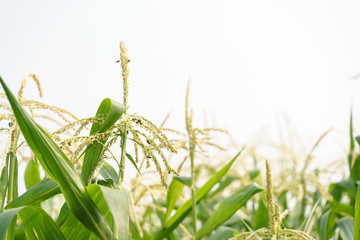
[1,0,360,159]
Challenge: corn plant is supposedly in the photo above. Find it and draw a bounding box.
[316,110,360,240]
[0,42,178,239]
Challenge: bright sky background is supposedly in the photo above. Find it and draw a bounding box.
[1,1,360,167]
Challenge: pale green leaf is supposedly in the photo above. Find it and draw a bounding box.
[196,183,263,239]
[164,177,185,224]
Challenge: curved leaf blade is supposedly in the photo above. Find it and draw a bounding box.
[0,206,66,240]
[60,185,129,240]
[100,162,119,185]
[0,77,116,240]
[196,183,263,239]
[81,98,125,185]
[5,179,60,209]
[98,185,129,240]
[164,177,185,224]
[337,217,354,240]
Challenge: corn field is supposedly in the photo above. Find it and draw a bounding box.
[0,42,359,240]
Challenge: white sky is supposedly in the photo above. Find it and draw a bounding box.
[1,1,360,164]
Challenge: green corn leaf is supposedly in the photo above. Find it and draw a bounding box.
[350,109,355,152]
[356,135,360,146]
[331,201,354,216]
[60,184,129,240]
[0,77,116,240]
[331,179,357,200]
[24,159,41,190]
[196,183,263,239]
[126,153,141,174]
[99,185,129,240]
[0,206,66,240]
[0,165,8,213]
[173,176,192,187]
[208,175,237,199]
[255,194,269,229]
[248,169,260,180]
[100,162,119,185]
[14,228,26,240]
[320,210,336,240]
[208,226,237,240]
[7,152,18,203]
[5,179,60,209]
[56,203,70,228]
[81,98,125,185]
[337,217,354,240]
[164,176,185,224]
[355,184,360,239]
[299,198,321,233]
[153,149,245,240]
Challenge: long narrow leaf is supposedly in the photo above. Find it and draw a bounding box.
[255,194,269,229]
[299,198,321,232]
[5,179,60,209]
[0,206,66,240]
[240,219,262,240]
[337,217,354,240]
[7,152,18,203]
[126,153,141,174]
[153,149,245,240]
[98,185,129,240]
[0,165,8,213]
[355,184,360,239]
[320,210,336,240]
[60,185,129,240]
[164,177,185,224]
[0,77,115,240]
[196,183,263,239]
